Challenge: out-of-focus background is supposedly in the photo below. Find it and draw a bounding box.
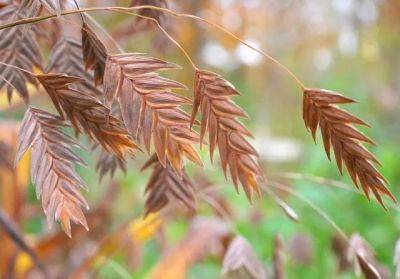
[0,0,399,278]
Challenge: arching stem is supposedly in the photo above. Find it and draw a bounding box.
[0,5,305,90]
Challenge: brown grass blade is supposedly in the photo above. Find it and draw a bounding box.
[15,107,89,237]
[191,69,262,201]
[0,2,42,102]
[222,235,267,279]
[82,15,108,86]
[104,53,202,173]
[47,36,102,96]
[303,88,395,207]
[36,73,139,160]
[142,154,196,215]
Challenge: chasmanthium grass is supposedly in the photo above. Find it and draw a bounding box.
[0,0,393,238]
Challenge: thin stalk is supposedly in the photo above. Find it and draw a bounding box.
[0,5,305,90]
[265,181,349,242]
[274,172,400,212]
[110,9,198,70]
[0,62,35,76]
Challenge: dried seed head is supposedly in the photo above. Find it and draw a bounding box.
[142,154,196,215]
[82,16,108,86]
[191,69,263,201]
[104,53,202,173]
[16,107,89,237]
[222,236,267,279]
[130,0,168,27]
[47,36,102,96]
[0,2,42,102]
[37,73,139,160]
[348,233,381,279]
[95,148,127,181]
[303,88,395,207]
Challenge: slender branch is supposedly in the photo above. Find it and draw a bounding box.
[265,181,349,242]
[274,172,400,212]
[0,5,305,90]
[110,9,198,70]
[0,62,35,76]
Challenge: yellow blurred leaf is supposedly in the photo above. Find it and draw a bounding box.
[14,253,33,277]
[127,213,163,242]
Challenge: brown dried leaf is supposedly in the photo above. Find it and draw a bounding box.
[191,69,262,200]
[142,154,196,215]
[104,53,202,173]
[82,16,108,86]
[16,107,89,237]
[0,2,42,102]
[303,88,395,207]
[36,73,138,160]
[222,236,267,279]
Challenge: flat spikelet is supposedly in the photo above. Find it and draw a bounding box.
[222,236,267,279]
[130,0,168,27]
[0,2,42,102]
[104,53,202,173]
[141,154,196,215]
[16,107,88,237]
[47,36,102,96]
[36,73,138,160]
[303,88,395,207]
[191,70,262,200]
[81,16,108,86]
[95,149,127,181]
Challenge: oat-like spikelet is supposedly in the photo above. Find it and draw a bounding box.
[191,69,263,200]
[303,88,395,207]
[16,107,88,237]
[47,36,102,96]
[104,53,202,173]
[81,16,108,86]
[36,73,138,160]
[141,154,196,215]
[0,1,42,102]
